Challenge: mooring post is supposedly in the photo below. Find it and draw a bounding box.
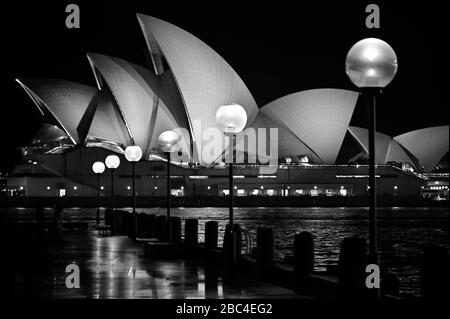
[147,214,156,238]
[256,227,274,278]
[293,231,314,292]
[155,215,167,241]
[223,224,242,284]
[421,245,450,299]
[205,221,218,250]
[170,216,182,243]
[184,219,198,248]
[338,237,368,298]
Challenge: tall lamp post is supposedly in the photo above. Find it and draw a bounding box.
[345,38,398,266]
[158,130,180,241]
[105,154,120,232]
[216,103,247,268]
[125,145,143,241]
[92,161,105,226]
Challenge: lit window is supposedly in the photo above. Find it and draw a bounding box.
[189,176,208,179]
[267,189,275,196]
[237,189,245,196]
[251,189,259,195]
[295,189,303,195]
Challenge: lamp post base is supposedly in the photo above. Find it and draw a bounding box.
[223,224,242,284]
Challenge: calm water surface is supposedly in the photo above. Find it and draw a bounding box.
[7,206,449,297]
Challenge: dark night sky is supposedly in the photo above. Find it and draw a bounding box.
[2,1,449,171]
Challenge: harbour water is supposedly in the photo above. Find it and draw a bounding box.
[4,206,449,298]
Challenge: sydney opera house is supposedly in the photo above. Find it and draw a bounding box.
[6,14,449,201]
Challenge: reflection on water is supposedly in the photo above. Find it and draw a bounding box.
[5,206,449,297]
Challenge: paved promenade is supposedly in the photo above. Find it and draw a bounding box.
[10,228,308,299]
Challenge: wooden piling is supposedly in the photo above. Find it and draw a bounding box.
[155,215,167,241]
[338,237,367,298]
[170,217,182,243]
[205,221,218,250]
[184,219,198,247]
[421,244,449,299]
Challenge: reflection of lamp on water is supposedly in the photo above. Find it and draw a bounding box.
[125,145,142,241]
[158,130,180,241]
[346,38,398,289]
[215,103,247,275]
[92,161,105,225]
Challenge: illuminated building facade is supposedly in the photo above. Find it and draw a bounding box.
[8,15,448,200]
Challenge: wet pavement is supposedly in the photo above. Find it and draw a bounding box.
[19,229,307,299]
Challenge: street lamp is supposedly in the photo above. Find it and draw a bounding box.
[92,161,105,225]
[346,38,398,267]
[216,103,247,271]
[105,154,120,232]
[125,145,142,241]
[158,130,180,241]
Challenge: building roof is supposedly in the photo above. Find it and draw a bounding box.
[261,89,359,164]
[394,126,449,172]
[16,16,446,173]
[348,126,415,167]
[137,14,259,162]
[16,78,98,144]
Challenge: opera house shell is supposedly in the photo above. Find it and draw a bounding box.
[12,14,449,198]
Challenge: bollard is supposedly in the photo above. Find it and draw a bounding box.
[184,219,198,247]
[137,213,145,238]
[147,214,156,238]
[170,217,182,243]
[256,227,274,266]
[338,237,367,298]
[141,214,149,238]
[205,221,218,250]
[155,215,167,241]
[120,211,127,235]
[105,209,112,226]
[421,245,450,299]
[124,211,130,235]
[222,224,242,283]
[127,212,134,237]
[293,231,314,293]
